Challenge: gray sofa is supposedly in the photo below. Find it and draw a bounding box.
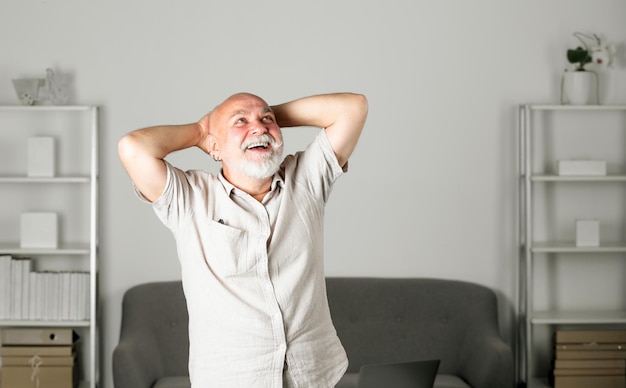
[113,278,514,388]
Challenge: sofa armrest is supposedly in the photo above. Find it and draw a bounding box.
[113,338,163,388]
[459,334,514,388]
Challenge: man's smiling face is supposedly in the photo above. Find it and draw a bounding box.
[210,93,284,181]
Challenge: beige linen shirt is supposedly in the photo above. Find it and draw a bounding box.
[141,130,348,387]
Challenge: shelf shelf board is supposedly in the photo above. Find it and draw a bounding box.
[525,104,626,111]
[531,242,626,253]
[531,175,626,182]
[0,176,90,183]
[531,310,626,325]
[0,243,91,255]
[0,105,95,112]
[0,319,90,327]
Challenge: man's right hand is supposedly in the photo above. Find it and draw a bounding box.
[197,112,212,155]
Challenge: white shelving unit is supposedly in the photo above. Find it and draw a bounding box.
[518,104,626,388]
[0,105,99,388]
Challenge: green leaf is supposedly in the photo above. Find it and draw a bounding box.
[567,47,591,68]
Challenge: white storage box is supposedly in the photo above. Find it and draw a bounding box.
[576,219,600,247]
[20,212,58,248]
[27,137,55,177]
[558,160,606,176]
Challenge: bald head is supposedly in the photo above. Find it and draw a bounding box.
[209,93,270,137]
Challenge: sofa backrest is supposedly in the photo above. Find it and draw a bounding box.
[119,277,500,377]
[119,281,190,376]
[325,277,500,374]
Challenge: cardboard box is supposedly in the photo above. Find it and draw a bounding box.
[556,343,626,350]
[2,355,75,366]
[1,365,77,388]
[555,359,626,369]
[554,368,625,376]
[1,352,77,388]
[556,349,626,360]
[0,328,78,346]
[554,375,625,388]
[556,330,626,344]
[0,345,75,357]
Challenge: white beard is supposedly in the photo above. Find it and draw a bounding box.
[237,149,283,179]
[235,134,284,179]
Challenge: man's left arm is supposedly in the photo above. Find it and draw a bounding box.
[271,93,368,167]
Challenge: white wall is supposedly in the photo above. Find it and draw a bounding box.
[1,0,625,387]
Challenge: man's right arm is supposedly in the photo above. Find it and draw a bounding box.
[118,119,209,203]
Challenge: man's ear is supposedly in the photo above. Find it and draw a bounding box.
[206,135,221,161]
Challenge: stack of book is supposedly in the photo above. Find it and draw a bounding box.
[0,328,79,388]
[0,255,90,321]
[554,329,626,388]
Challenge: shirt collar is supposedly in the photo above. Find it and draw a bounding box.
[217,169,284,197]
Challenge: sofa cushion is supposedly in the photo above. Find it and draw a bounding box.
[335,372,469,388]
[434,374,471,388]
[335,372,359,388]
[151,372,469,388]
[153,376,191,388]
[153,373,469,388]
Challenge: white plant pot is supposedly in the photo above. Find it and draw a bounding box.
[562,71,597,105]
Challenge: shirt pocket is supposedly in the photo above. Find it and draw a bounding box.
[205,220,252,276]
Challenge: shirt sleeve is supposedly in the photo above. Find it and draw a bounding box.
[133,160,194,228]
[285,130,347,204]
[318,128,348,175]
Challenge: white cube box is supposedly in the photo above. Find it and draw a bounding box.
[558,160,606,176]
[27,137,55,177]
[576,219,599,247]
[20,212,58,248]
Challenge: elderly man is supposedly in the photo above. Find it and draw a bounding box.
[118,92,368,387]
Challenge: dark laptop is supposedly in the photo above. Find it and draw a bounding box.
[357,359,440,388]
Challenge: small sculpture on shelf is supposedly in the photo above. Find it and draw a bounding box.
[11,68,70,106]
[11,78,42,106]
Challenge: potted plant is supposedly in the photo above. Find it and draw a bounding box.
[562,32,616,105]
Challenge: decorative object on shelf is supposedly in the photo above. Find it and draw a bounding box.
[576,219,600,247]
[557,160,607,176]
[27,137,55,177]
[11,68,70,106]
[561,70,598,105]
[561,32,616,105]
[42,68,70,105]
[20,212,58,249]
[11,78,44,106]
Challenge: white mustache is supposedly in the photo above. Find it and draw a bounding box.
[241,134,283,151]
